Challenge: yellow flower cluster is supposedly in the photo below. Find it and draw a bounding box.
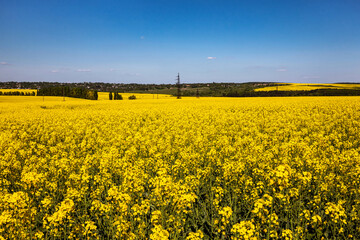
[325,201,347,224]
[281,229,293,240]
[150,225,169,240]
[1,95,360,239]
[186,230,204,240]
[231,220,257,240]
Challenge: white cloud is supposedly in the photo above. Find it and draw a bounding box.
[76,69,91,72]
[207,57,216,60]
[0,62,10,65]
[302,75,320,79]
[140,36,145,39]
[276,68,287,72]
[109,68,117,72]
[120,72,141,76]
[51,70,59,73]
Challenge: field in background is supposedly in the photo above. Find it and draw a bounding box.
[0,88,37,92]
[0,90,174,103]
[1,96,360,239]
[0,89,37,93]
[255,83,360,91]
[0,89,173,99]
[98,92,173,100]
[3,82,360,98]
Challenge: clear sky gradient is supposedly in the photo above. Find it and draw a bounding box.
[1,0,360,83]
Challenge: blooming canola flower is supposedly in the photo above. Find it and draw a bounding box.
[0,95,360,239]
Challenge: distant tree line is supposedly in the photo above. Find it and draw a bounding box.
[0,91,36,96]
[0,81,279,95]
[0,81,180,93]
[37,86,98,100]
[2,81,360,98]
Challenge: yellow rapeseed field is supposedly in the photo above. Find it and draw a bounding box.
[1,95,360,239]
[255,83,360,92]
[0,89,37,93]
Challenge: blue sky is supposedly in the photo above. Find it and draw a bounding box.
[1,0,360,83]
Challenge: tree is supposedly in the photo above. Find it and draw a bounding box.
[128,95,136,100]
[109,92,113,100]
[113,92,123,100]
